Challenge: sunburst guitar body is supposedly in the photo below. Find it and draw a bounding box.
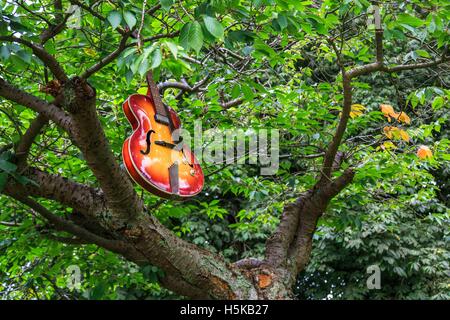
[122,72,203,199]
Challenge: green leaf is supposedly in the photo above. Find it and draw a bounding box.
[16,49,31,63]
[150,47,162,69]
[160,0,174,11]
[180,21,204,54]
[431,96,444,110]
[416,49,430,58]
[90,281,108,299]
[0,172,8,192]
[0,159,17,173]
[227,30,255,43]
[125,69,134,83]
[241,84,254,100]
[107,10,122,30]
[0,45,10,60]
[123,11,137,30]
[397,13,423,28]
[137,57,149,77]
[277,14,288,30]
[203,16,224,39]
[427,17,436,33]
[164,41,178,59]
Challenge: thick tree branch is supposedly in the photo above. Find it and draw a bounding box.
[39,0,71,45]
[61,77,144,228]
[288,170,354,277]
[7,191,134,255]
[321,70,351,179]
[233,258,263,270]
[0,36,68,82]
[4,167,107,216]
[264,195,308,268]
[0,78,73,135]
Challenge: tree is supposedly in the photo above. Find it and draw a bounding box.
[0,0,448,299]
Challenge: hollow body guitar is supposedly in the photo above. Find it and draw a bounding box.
[122,72,204,199]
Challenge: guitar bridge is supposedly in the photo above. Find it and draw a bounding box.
[169,162,179,194]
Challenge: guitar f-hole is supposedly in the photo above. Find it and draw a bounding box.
[140,130,155,155]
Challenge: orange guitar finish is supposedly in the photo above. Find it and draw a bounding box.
[121,74,203,199]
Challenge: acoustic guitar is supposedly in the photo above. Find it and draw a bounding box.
[122,71,204,199]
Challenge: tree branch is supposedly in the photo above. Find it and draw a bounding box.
[81,30,180,78]
[158,74,209,94]
[322,23,449,181]
[0,78,73,134]
[4,167,107,216]
[61,77,144,229]
[7,191,132,255]
[15,114,49,168]
[40,12,72,44]
[321,70,351,179]
[0,221,21,227]
[0,36,68,82]
[125,31,181,49]
[81,32,131,79]
[45,234,91,245]
[221,98,244,109]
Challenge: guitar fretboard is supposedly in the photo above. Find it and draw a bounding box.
[146,71,168,118]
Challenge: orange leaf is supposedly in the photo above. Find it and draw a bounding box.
[417,145,433,159]
[397,112,411,124]
[400,130,410,142]
[380,104,395,116]
[383,126,395,139]
[258,274,272,288]
[383,126,409,141]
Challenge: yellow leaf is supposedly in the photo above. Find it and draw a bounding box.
[350,104,365,118]
[383,126,409,142]
[381,141,397,150]
[383,126,394,139]
[397,112,411,124]
[380,104,395,116]
[380,104,412,124]
[417,145,433,159]
[83,47,97,57]
[400,130,410,142]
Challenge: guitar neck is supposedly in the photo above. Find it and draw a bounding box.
[146,71,168,118]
